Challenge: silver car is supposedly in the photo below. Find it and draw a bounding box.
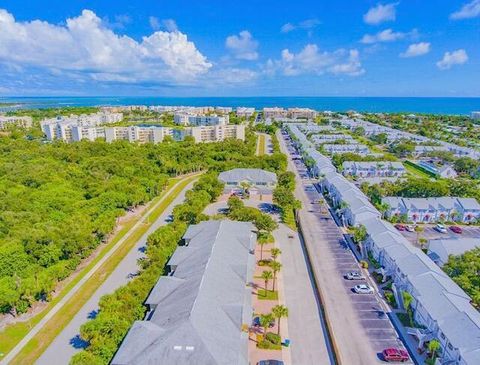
[345,271,365,280]
[353,284,374,294]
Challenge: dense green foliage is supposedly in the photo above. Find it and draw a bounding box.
[0,128,286,316]
[70,173,223,364]
[444,248,480,307]
[361,176,480,203]
[8,107,100,122]
[273,171,299,228]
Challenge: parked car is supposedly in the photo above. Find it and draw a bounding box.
[394,224,406,231]
[257,361,284,365]
[382,348,409,362]
[405,225,415,232]
[252,316,274,328]
[353,284,374,294]
[345,271,365,280]
[435,223,448,233]
[450,226,463,234]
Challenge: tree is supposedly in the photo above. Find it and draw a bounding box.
[414,225,424,245]
[270,261,282,292]
[227,195,244,212]
[272,305,289,336]
[259,313,274,336]
[257,240,268,261]
[377,202,390,219]
[255,213,278,233]
[273,186,298,208]
[352,225,367,243]
[428,339,441,360]
[261,270,273,294]
[270,248,281,262]
[278,172,295,191]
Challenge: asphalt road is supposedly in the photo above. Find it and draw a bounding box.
[36,179,196,365]
[278,130,410,365]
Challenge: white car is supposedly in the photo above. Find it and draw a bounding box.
[405,225,415,232]
[345,272,365,280]
[435,224,447,233]
[353,284,374,294]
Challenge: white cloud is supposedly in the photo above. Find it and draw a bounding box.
[363,3,398,25]
[436,49,468,70]
[361,28,417,44]
[266,44,364,77]
[0,9,211,84]
[450,0,480,20]
[400,42,431,58]
[149,16,160,30]
[281,18,320,33]
[225,30,259,60]
[149,17,178,32]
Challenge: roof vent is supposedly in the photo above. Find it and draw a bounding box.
[173,346,182,351]
[186,346,195,351]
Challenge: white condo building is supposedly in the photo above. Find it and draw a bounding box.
[0,115,33,129]
[236,107,255,118]
[173,113,228,126]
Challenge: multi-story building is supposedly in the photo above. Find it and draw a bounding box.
[41,112,123,142]
[382,197,480,223]
[236,107,255,118]
[287,107,317,119]
[471,111,480,120]
[184,124,245,143]
[263,107,288,119]
[342,161,406,177]
[312,134,354,144]
[111,220,256,365]
[322,143,370,155]
[0,115,33,129]
[287,123,480,365]
[173,113,228,126]
[214,106,233,114]
[105,126,175,144]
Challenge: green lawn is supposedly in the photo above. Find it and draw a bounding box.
[404,162,436,179]
[257,289,279,300]
[257,134,266,156]
[2,173,200,365]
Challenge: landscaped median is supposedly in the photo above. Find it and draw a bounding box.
[0,173,201,365]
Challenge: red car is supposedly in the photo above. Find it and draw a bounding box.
[394,224,406,231]
[450,226,462,234]
[383,348,409,362]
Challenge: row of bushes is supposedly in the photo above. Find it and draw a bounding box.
[70,173,224,365]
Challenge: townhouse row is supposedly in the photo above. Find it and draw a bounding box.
[383,197,480,223]
[286,123,480,365]
[342,161,406,178]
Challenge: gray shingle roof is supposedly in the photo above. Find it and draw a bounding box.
[112,220,256,365]
[218,168,277,185]
[428,238,480,265]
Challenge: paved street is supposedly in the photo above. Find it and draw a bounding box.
[36,180,196,365]
[205,199,331,365]
[278,130,409,365]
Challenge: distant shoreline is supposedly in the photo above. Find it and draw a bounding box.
[0,96,479,115]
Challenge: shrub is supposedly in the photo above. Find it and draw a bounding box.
[360,260,369,269]
[265,332,281,345]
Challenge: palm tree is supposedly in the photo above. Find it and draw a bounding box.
[270,261,282,292]
[428,339,440,360]
[261,270,273,295]
[258,240,268,261]
[259,313,274,336]
[414,225,424,246]
[272,305,289,336]
[270,247,281,262]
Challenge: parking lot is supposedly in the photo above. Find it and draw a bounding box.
[286,138,411,363]
[398,224,480,248]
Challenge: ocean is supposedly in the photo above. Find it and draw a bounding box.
[1,96,479,115]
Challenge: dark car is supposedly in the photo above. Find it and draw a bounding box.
[382,348,409,362]
[257,361,284,365]
[450,226,463,234]
[394,224,406,231]
[252,316,274,328]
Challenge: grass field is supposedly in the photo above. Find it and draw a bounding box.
[257,134,266,156]
[404,161,436,179]
[1,174,199,364]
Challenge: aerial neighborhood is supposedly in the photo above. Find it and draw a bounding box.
[2,101,480,365]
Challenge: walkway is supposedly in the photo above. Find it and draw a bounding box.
[36,179,196,365]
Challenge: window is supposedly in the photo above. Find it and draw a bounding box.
[440,332,445,340]
[448,343,453,351]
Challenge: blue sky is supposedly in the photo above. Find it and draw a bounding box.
[0,0,479,96]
